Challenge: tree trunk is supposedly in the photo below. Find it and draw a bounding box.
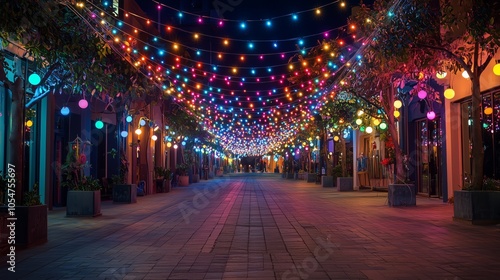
[384,86,405,183]
[9,78,25,204]
[340,137,347,177]
[470,74,484,190]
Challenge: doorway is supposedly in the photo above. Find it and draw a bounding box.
[416,118,442,197]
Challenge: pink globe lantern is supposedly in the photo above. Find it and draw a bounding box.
[418,90,427,99]
[78,99,88,109]
[427,111,436,120]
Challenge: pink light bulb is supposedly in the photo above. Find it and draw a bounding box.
[418,90,427,99]
[427,111,436,120]
[78,99,88,109]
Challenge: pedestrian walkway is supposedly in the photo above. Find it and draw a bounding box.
[2,173,500,279]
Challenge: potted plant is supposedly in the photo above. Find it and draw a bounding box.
[111,173,137,204]
[154,167,172,193]
[383,135,416,206]
[61,148,102,217]
[0,180,48,249]
[453,178,500,225]
[176,163,190,186]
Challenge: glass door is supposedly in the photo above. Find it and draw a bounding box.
[417,118,442,197]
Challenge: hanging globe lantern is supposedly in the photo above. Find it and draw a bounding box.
[418,90,427,99]
[28,73,41,85]
[484,107,493,115]
[427,111,436,120]
[95,120,104,129]
[78,99,88,109]
[61,106,70,116]
[436,71,447,79]
[444,88,455,99]
[120,131,128,137]
[462,70,470,79]
[394,100,403,109]
[493,62,500,76]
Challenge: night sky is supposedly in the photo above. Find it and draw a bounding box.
[121,0,373,154]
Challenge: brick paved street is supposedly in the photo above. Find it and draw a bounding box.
[2,173,500,279]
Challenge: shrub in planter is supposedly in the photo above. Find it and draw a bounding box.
[0,181,47,250]
[454,178,500,224]
[66,176,102,217]
[176,163,190,186]
[111,174,137,203]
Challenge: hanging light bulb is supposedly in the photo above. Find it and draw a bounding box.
[355,118,362,125]
[394,100,403,109]
[427,111,436,120]
[373,119,381,126]
[126,115,133,123]
[493,61,500,76]
[78,99,88,109]
[484,107,493,115]
[436,71,447,79]
[365,126,373,134]
[462,70,470,79]
[444,88,455,99]
[379,123,387,130]
[151,135,158,141]
[333,136,339,141]
[26,120,33,127]
[135,128,142,135]
[120,131,128,137]
[61,106,70,116]
[139,119,146,126]
[418,90,427,99]
[28,73,41,85]
[95,120,104,129]
[394,110,400,118]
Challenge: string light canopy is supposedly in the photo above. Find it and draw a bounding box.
[75,0,362,156]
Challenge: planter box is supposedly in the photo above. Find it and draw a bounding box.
[67,190,102,217]
[155,179,166,193]
[337,177,353,191]
[113,184,137,203]
[0,205,48,249]
[322,176,334,187]
[307,173,316,183]
[453,190,500,225]
[178,175,190,186]
[388,184,416,207]
[192,174,200,183]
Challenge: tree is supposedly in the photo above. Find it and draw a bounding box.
[0,0,156,202]
[348,0,500,188]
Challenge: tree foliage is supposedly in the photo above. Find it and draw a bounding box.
[346,0,500,188]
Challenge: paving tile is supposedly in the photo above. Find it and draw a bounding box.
[2,174,500,279]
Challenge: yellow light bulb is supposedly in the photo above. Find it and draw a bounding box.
[493,63,500,76]
[444,88,455,99]
[394,100,403,109]
[394,110,400,118]
[436,71,447,79]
